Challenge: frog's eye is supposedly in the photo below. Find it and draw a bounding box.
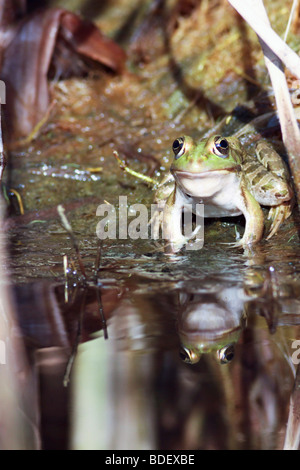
[213,137,229,158]
[217,343,235,364]
[172,137,185,159]
[179,347,200,364]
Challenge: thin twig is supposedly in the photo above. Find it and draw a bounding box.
[113,150,159,187]
[63,255,69,303]
[57,205,87,281]
[283,0,299,42]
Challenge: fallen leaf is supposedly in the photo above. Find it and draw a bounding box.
[0,5,126,140]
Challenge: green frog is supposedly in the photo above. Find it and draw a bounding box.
[155,135,293,252]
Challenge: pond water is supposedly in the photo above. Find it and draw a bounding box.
[7,226,300,449]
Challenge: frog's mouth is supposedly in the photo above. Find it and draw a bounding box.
[172,166,241,178]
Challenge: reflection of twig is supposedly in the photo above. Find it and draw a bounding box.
[94,240,102,281]
[57,205,87,282]
[63,289,87,387]
[97,287,108,340]
[94,240,108,340]
[60,209,108,383]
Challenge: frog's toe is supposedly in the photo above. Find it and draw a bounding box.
[164,238,186,254]
[266,203,292,240]
[220,234,262,248]
[219,241,244,248]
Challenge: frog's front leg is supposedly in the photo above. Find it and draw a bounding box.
[150,172,175,239]
[232,180,265,247]
[162,186,191,253]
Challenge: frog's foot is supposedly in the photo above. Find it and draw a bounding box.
[165,226,202,254]
[164,235,189,254]
[219,228,262,248]
[266,202,292,240]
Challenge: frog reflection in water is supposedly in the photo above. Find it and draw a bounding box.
[155,136,293,252]
[176,286,247,365]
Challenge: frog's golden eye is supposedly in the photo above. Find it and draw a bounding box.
[213,136,229,158]
[179,347,200,364]
[172,137,185,159]
[217,343,235,364]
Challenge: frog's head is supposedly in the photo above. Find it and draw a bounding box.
[171,135,242,175]
[170,135,243,198]
[178,322,242,365]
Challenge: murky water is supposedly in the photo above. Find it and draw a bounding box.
[7,226,300,449]
[5,117,300,449]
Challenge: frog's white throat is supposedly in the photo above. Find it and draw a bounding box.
[173,169,244,218]
[173,169,240,199]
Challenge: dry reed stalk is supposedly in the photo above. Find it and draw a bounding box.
[228,0,300,205]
